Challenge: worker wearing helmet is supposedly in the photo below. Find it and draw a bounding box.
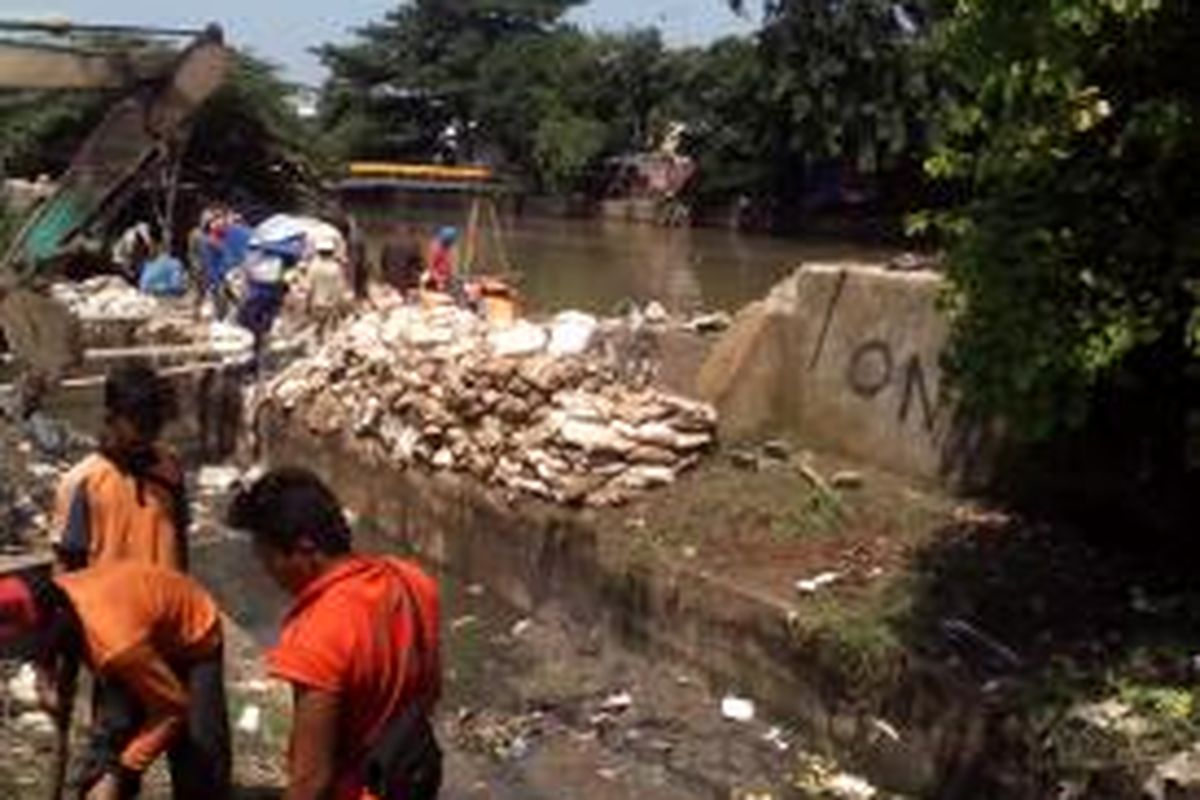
[424,226,458,294]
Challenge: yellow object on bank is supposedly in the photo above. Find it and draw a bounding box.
[348,162,494,181]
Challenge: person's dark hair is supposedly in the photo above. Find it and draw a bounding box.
[226,467,352,555]
[104,361,178,441]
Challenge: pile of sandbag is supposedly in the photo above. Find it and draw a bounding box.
[260,305,717,507]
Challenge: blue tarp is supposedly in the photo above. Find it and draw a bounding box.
[138,254,186,297]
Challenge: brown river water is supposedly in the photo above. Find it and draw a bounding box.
[356,211,897,315]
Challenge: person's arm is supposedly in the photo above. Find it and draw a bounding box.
[52,479,91,573]
[284,685,341,800]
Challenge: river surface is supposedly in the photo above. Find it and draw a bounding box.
[359,212,896,315]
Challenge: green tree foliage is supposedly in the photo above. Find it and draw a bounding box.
[726,0,938,206]
[184,53,324,209]
[319,1,687,191]
[921,0,1199,477]
[761,0,932,172]
[0,91,109,177]
[663,37,771,200]
[317,0,588,173]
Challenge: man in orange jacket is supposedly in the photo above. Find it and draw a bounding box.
[227,468,440,800]
[0,562,230,800]
[52,361,189,573]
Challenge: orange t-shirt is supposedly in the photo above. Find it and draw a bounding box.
[268,556,440,800]
[56,563,221,771]
[52,449,187,571]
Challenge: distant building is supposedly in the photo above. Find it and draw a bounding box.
[287,86,320,120]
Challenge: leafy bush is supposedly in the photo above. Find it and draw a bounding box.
[921,0,1199,481]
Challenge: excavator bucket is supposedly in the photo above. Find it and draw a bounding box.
[0,287,81,377]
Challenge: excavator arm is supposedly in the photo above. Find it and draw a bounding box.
[0,21,231,396]
[0,19,212,89]
[0,40,172,90]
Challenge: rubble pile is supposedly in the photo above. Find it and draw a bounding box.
[0,409,84,553]
[49,277,258,359]
[50,276,159,322]
[260,306,717,507]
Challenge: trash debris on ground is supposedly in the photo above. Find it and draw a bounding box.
[196,465,244,496]
[721,695,756,722]
[234,680,271,694]
[939,618,1023,673]
[258,305,717,507]
[1144,742,1200,800]
[1068,699,1151,738]
[510,618,533,638]
[795,572,842,595]
[763,726,790,752]
[685,311,732,334]
[730,450,760,471]
[869,718,901,743]
[13,710,55,736]
[791,752,879,799]
[762,439,791,462]
[6,663,39,708]
[599,691,633,714]
[452,708,545,762]
[796,460,843,512]
[830,471,865,490]
[236,704,262,734]
[643,301,670,325]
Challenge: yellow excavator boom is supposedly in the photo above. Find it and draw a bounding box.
[0,40,172,90]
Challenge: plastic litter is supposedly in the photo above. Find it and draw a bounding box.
[795,572,842,594]
[721,695,756,722]
[6,663,39,708]
[236,704,262,734]
[14,711,55,736]
[600,691,633,713]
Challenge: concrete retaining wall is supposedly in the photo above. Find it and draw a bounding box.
[697,264,992,484]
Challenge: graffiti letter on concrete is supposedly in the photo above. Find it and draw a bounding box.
[808,269,849,371]
[899,355,939,434]
[847,340,894,399]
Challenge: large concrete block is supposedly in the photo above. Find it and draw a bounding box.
[698,264,991,484]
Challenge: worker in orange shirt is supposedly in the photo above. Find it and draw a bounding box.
[52,361,189,573]
[50,362,194,797]
[227,468,440,800]
[0,562,230,800]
